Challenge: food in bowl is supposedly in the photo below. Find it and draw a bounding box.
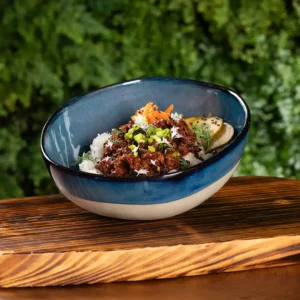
[77,102,234,177]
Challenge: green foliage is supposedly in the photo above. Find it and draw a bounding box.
[1,0,299,199]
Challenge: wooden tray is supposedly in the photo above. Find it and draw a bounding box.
[1,176,300,287]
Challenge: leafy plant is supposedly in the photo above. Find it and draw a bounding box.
[1,0,299,199]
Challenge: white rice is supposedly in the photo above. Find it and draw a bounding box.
[90,132,111,159]
[78,132,111,174]
[79,160,101,174]
[183,152,202,166]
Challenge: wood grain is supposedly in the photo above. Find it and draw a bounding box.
[0,176,300,287]
[1,264,300,300]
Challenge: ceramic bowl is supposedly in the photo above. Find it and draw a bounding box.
[41,77,250,220]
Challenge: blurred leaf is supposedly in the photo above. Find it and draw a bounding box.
[0,0,299,199]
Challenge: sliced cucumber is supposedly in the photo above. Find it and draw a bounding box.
[184,117,199,126]
[207,123,234,152]
[184,116,223,138]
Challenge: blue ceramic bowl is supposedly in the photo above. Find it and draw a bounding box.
[41,77,250,220]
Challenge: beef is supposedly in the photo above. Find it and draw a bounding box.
[95,117,198,177]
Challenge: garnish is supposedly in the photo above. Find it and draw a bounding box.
[158,143,169,151]
[171,126,183,139]
[129,145,136,151]
[155,128,171,138]
[76,151,96,164]
[148,146,156,152]
[106,136,120,147]
[129,144,139,152]
[132,102,174,124]
[172,152,180,157]
[111,128,124,134]
[125,125,141,140]
[134,169,149,176]
[185,116,223,139]
[134,133,146,143]
[110,139,119,143]
[129,145,139,157]
[159,137,172,148]
[150,159,157,166]
[179,158,191,170]
[132,114,148,129]
[152,135,162,143]
[171,112,182,122]
[106,140,114,148]
[125,132,133,140]
[192,124,212,150]
[146,125,157,135]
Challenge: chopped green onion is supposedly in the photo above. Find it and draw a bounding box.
[146,125,156,135]
[125,132,133,140]
[172,152,180,157]
[148,146,156,152]
[126,126,140,139]
[134,152,138,157]
[128,125,140,134]
[152,135,161,143]
[156,128,170,138]
[134,133,146,143]
[129,145,136,151]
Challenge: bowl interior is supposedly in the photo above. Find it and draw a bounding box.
[42,77,248,168]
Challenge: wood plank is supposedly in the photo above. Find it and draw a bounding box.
[1,264,300,300]
[0,176,300,287]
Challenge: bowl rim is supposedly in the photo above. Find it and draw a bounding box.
[40,76,251,182]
